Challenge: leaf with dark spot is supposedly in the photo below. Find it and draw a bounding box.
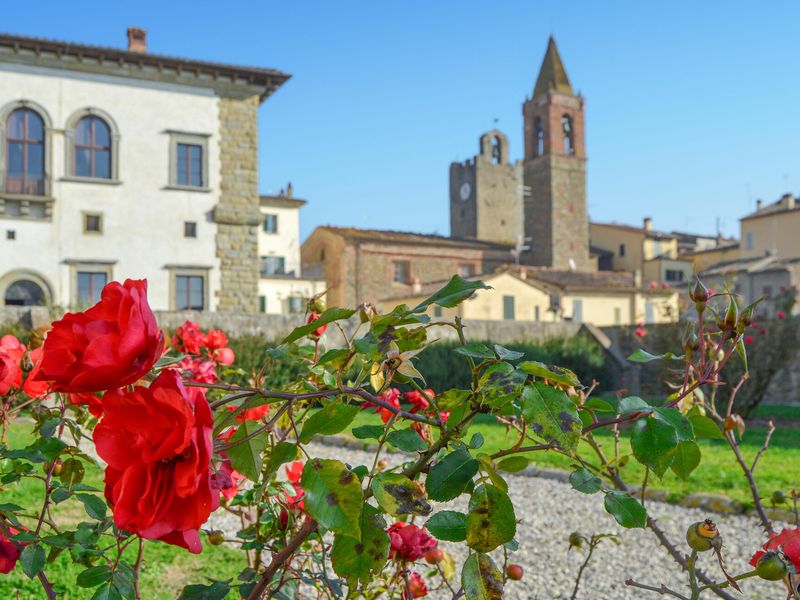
[301,459,362,537]
[466,484,516,552]
[371,473,431,516]
[331,504,389,587]
[461,553,504,600]
[520,382,580,452]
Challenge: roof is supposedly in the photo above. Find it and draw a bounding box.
[683,242,740,256]
[590,221,675,241]
[0,32,290,101]
[515,267,636,291]
[260,195,306,209]
[700,254,800,276]
[533,36,573,98]
[590,245,614,257]
[741,195,800,221]
[311,226,514,251]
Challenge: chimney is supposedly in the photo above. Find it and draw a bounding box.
[643,217,653,231]
[756,199,763,211]
[784,194,796,210]
[127,27,147,53]
[287,182,293,199]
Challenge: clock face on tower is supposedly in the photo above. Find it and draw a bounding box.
[459,182,471,201]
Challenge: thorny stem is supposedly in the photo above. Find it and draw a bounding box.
[626,578,691,599]
[133,537,145,600]
[570,539,597,600]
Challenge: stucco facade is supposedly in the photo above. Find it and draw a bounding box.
[257,193,325,314]
[0,31,288,312]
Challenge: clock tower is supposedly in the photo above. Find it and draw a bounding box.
[449,130,522,246]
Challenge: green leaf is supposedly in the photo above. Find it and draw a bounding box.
[263,442,299,478]
[316,348,352,367]
[652,407,694,442]
[426,510,468,542]
[352,424,385,440]
[371,473,431,516]
[461,553,504,600]
[466,484,516,552]
[298,402,359,444]
[59,458,85,489]
[604,491,647,528]
[519,360,581,387]
[468,432,485,449]
[670,441,701,480]
[92,583,123,600]
[627,349,683,363]
[77,565,113,588]
[618,396,651,414]
[385,429,427,453]
[521,382,581,452]
[437,389,470,410]
[411,275,491,312]
[331,504,389,586]
[176,581,231,600]
[301,459,362,537]
[20,543,45,578]
[76,493,107,520]
[569,468,603,494]
[689,414,723,439]
[454,343,495,360]
[493,344,524,361]
[496,456,529,473]
[281,308,356,344]
[630,417,678,477]
[226,420,268,481]
[426,447,479,502]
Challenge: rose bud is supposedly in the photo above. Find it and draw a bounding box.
[424,548,444,564]
[686,519,722,553]
[207,530,225,546]
[756,551,788,581]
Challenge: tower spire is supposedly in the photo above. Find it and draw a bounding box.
[533,36,573,98]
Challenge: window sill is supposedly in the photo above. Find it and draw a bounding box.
[0,193,54,203]
[163,184,212,193]
[60,176,122,186]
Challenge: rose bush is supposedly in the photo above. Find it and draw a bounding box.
[0,275,797,599]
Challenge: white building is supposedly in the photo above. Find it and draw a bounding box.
[258,190,325,314]
[0,29,294,313]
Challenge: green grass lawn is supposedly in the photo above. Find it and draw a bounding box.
[0,425,245,599]
[344,404,800,507]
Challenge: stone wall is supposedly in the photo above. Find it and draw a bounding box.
[215,96,261,313]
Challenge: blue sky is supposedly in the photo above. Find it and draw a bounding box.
[7,1,800,240]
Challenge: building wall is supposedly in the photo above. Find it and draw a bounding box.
[0,63,222,311]
[740,211,800,260]
[590,224,644,273]
[300,229,350,307]
[258,203,302,276]
[642,237,678,260]
[686,244,740,272]
[215,95,260,313]
[642,258,693,286]
[257,277,326,315]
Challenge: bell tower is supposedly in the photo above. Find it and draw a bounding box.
[521,37,589,270]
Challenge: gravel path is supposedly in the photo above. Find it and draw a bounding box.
[208,442,784,600]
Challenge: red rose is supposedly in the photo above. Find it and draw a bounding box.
[214,347,235,366]
[776,310,786,320]
[35,280,164,393]
[0,335,25,395]
[0,526,22,574]
[635,327,646,338]
[204,329,228,351]
[173,320,206,355]
[226,402,269,422]
[307,312,328,338]
[388,522,437,561]
[405,389,434,413]
[750,528,800,570]
[93,369,217,553]
[744,335,754,346]
[67,392,104,418]
[405,572,428,598]
[22,347,50,399]
[282,461,305,510]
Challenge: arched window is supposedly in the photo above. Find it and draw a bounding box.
[491,135,502,165]
[534,117,544,156]
[74,116,111,179]
[4,279,46,306]
[6,108,45,195]
[562,115,574,155]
